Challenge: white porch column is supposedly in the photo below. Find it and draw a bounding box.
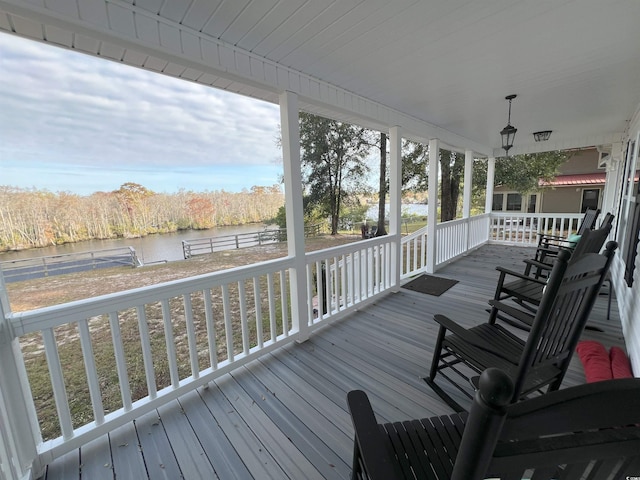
[0,282,42,480]
[389,126,402,289]
[484,157,496,213]
[279,91,309,342]
[462,150,474,218]
[602,142,622,217]
[463,150,474,250]
[426,138,440,273]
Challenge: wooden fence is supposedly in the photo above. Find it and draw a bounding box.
[0,247,141,283]
[182,225,321,258]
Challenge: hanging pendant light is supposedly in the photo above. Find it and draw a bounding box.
[500,94,517,155]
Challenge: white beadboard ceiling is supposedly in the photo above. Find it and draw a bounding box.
[1,0,640,156]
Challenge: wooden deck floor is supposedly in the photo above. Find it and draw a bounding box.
[39,244,625,480]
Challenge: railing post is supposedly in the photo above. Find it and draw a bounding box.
[0,277,42,479]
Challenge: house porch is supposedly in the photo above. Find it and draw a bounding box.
[37,244,622,480]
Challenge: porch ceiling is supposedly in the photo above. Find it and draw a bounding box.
[1,0,640,155]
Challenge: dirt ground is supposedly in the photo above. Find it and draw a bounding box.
[7,234,361,312]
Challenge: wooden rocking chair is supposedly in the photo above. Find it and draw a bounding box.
[426,242,617,412]
[348,367,640,480]
[530,211,612,272]
[490,222,613,331]
[534,207,600,259]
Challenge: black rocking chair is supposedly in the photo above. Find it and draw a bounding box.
[490,222,613,331]
[531,211,612,270]
[534,207,600,259]
[426,242,617,412]
[348,367,640,480]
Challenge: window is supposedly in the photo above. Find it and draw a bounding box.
[621,139,639,287]
[506,193,522,211]
[624,201,640,287]
[527,194,537,213]
[581,189,600,213]
[492,194,504,211]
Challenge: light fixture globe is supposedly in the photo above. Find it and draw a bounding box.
[500,94,517,155]
[500,124,517,153]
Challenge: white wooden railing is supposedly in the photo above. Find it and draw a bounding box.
[435,214,490,266]
[0,234,397,478]
[0,212,588,478]
[488,212,585,245]
[306,235,394,326]
[400,214,491,277]
[400,225,427,278]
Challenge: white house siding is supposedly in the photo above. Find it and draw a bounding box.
[613,102,640,376]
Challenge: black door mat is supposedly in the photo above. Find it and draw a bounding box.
[402,274,459,296]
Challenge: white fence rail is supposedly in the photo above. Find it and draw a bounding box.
[401,226,427,278]
[8,256,299,464]
[489,212,585,245]
[1,234,397,472]
[400,214,490,278]
[306,235,394,326]
[435,214,490,266]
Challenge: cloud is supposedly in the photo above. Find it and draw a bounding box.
[0,32,284,193]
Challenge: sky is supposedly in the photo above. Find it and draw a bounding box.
[0,32,284,195]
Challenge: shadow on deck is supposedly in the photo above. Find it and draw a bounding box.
[40,244,624,480]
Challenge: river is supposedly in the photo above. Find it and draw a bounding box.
[366,203,428,219]
[1,204,427,266]
[0,224,269,265]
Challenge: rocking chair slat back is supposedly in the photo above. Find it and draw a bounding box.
[349,368,640,480]
[514,242,617,398]
[427,241,618,412]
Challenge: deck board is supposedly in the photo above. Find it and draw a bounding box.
[109,421,147,479]
[133,410,182,480]
[79,434,113,480]
[157,397,218,478]
[38,244,624,479]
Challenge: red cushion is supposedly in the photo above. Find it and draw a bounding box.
[576,341,612,383]
[610,346,634,379]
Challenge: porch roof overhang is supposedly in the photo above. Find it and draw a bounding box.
[540,172,607,187]
[540,172,640,187]
[1,0,639,157]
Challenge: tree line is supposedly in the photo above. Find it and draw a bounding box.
[292,112,568,235]
[0,183,284,251]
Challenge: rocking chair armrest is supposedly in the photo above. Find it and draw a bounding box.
[433,313,477,338]
[522,258,553,272]
[488,300,535,327]
[536,232,566,242]
[434,314,523,364]
[495,266,548,285]
[347,390,399,480]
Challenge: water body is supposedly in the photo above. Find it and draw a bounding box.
[365,203,428,219]
[0,223,268,265]
[1,204,427,265]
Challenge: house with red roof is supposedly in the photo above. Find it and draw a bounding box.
[492,147,625,214]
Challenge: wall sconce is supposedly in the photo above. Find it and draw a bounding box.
[533,130,552,142]
[500,94,517,155]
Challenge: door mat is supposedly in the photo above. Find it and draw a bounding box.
[402,274,459,296]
